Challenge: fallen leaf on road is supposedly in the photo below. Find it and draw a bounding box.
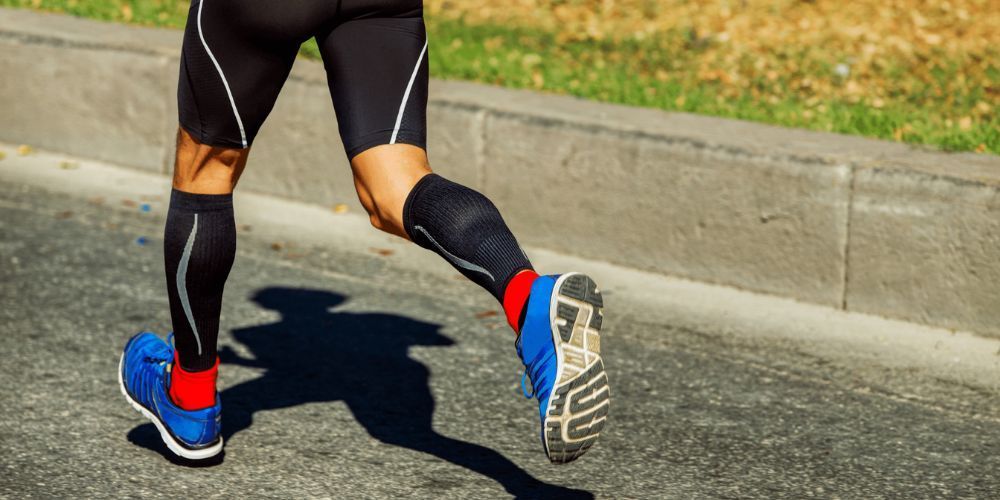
[271,242,285,251]
[16,145,33,156]
[55,210,73,219]
[88,196,105,205]
[369,247,394,256]
[121,199,138,208]
[0,151,6,161]
[476,310,499,318]
[59,160,79,170]
[237,224,252,232]
[333,203,349,214]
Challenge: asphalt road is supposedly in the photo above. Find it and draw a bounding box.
[1,158,998,499]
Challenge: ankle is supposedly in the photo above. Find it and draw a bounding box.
[503,270,539,333]
[169,353,219,410]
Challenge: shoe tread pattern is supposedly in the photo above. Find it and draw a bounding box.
[545,274,610,464]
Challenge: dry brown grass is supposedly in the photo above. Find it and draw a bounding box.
[428,0,997,119]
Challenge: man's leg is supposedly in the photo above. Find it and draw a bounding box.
[350,144,537,332]
[120,0,306,460]
[163,127,247,410]
[161,0,302,410]
[118,133,249,459]
[351,143,608,464]
[319,5,609,464]
[317,11,537,331]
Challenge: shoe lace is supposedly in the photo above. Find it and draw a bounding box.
[143,334,174,365]
[521,371,534,399]
[518,341,554,401]
[516,335,536,399]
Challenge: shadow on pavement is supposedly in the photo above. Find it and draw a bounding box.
[129,286,592,498]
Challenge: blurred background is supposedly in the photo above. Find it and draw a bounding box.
[4,0,998,153]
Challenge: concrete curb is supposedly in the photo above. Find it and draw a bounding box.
[2,8,998,337]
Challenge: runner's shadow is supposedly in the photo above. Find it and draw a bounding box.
[130,286,591,498]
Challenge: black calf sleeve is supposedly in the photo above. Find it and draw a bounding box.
[403,174,533,301]
[164,189,236,372]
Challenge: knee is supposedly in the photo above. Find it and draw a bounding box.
[173,127,248,194]
[359,196,389,231]
[350,156,431,237]
[357,182,406,233]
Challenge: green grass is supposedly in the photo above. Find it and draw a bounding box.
[423,20,997,154]
[4,0,997,154]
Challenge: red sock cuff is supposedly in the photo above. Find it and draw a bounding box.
[169,353,219,411]
[503,270,539,332]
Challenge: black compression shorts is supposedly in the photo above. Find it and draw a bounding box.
[177,0,428,159]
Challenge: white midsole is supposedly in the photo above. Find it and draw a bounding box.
[117,352,223,460]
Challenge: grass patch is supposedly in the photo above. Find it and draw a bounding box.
[4,0,997,154]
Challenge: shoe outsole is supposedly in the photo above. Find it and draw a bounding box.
[543,273,610,464]
[117,352,224,461]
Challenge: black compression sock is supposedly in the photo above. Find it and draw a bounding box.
[164,189,236,372]
[403,174,534,301]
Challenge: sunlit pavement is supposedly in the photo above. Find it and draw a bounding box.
[1,152,998,499]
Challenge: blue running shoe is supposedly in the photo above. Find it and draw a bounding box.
[118,332,223,460]
[517,273,610,464]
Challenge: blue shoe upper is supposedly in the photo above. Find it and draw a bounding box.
[121,332,221,449]
[515,275,560,428]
